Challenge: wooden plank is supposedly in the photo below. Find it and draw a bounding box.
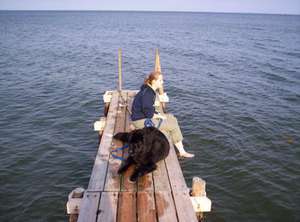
[77,192,100,222]
[88,91,119,191]
[128,90,157,221]
[126,90,138,94]
[164,140,197,222]
[173,191,198,222]
[117,192,137,222]
[137,173,156,221]
[155,191,178,222]
[121,92,137,192]
[159,100,187,192]
[114,92,137,222]
[97,192,119,222]
[104,92,127,191]
[138,173,154,192]
[137,191,157,222]
[160,105,197,221]
[164,140,189,192]
[153,160,171,192]
[99,91,120,157]
[153,159,178,222]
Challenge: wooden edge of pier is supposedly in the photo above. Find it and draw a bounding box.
[66,50,211,222]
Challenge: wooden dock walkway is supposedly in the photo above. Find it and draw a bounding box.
[75,90,198,222]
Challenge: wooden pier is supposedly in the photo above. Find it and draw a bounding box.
[66,50,211,222]
[76,90,198,222]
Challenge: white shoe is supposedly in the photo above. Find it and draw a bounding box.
[179,152,195,158]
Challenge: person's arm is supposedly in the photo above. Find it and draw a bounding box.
[141,91,156,119]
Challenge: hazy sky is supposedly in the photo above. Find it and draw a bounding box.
[0,0,299,15]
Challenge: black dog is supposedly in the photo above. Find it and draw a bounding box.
[113,127,170,182]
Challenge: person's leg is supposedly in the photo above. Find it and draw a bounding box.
[156,114,194,158]
[132,119,146,129]
[174,141,194,158]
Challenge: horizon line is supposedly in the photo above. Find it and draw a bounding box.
[0,9,299,16]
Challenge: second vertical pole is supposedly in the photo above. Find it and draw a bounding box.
[118,48,122,91]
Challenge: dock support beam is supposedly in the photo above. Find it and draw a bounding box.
[66,187,85,222]
[191,177,211,221]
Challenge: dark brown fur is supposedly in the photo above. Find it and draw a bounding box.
[113,127,170,182]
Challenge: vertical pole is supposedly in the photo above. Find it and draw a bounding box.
[118,48,122,91]
[154,48,166,112]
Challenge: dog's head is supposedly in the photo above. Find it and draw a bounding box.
[113,129,147,159]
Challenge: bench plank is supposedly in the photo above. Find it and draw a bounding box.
[173,191,198,222]
[117,192,137,222]
[137,191,157,222]
[97,192,119,222]
[153,160,171,192]
[121,93,137,192]
[155,191,178,222]
[104,92,127,191]
[88,92,119,191]
[77,192,100,222]
[164,140,188,192]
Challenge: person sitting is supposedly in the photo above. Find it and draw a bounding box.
[131,71,194,158]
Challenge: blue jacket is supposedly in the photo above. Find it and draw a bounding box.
[131,84,158,121]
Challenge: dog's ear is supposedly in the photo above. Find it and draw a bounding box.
[113,132,130,142]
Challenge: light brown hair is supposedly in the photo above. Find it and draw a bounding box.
[144,71,161,85]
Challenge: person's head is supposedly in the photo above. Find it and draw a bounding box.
[144,71,163,90]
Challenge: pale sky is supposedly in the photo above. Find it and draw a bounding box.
[0,0,299,15]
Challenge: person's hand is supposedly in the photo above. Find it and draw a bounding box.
[154,113,166,120]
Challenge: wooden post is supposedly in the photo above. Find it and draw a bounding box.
[104,103,109,117]
[67,187,85,222]
[192,177,206,197]
[154,49,166,112]
[191,177,206,221]
[118,48,122,91]
[69,214,78,222]
[103,91,112,117]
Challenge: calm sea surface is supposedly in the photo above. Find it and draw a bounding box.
[0,11,299,222]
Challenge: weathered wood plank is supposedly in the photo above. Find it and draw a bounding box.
[117,192,137,222]
[164,141,197,222]
[164,140,189,192]
[99,91,120,157]
[137,191,157,222]
[153,160,179,222]
[104,92,127,191]
[153,160,171,192]
[155,191,178,222]
[173,190,198,222]
[160,105,197,221]
[97,192,119,222]
[128,91,157,221]
[115,92,137,222]
[121,93,137,192]
[88,91,119,191]
[138,173,154,192]
[77,192,100,222]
